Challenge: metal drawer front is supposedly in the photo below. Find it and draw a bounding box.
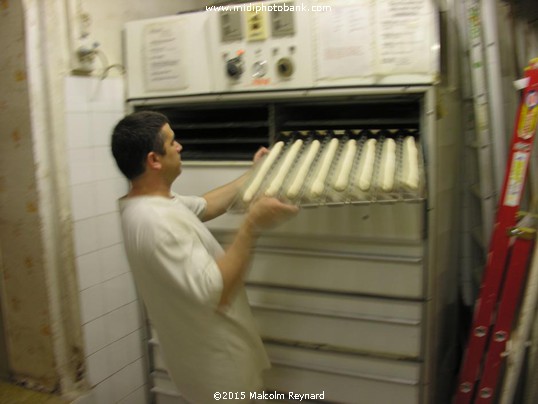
[248,287,422,358]
[252,309,420,359]
[247,287,422,324]
[264,364,419,404]
[247,247,424,298]
[208,200,425,239]
[265,342,421,382]
[268,203,425,241]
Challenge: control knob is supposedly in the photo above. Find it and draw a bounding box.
[252,60,268,78]
[276,57,294,78]
[226,56,243,79]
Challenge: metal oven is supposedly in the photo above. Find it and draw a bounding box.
[125,1,460,403]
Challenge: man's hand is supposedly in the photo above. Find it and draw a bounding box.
[216,196,298,308]
[253,147,269,163]
[246,197,299,231]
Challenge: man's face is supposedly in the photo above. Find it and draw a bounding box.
[159,123,183,181]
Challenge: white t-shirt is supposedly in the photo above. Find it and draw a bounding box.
[119,193,269,403]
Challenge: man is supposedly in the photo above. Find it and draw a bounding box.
[111,111,298,403]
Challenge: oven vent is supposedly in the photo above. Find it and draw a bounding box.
[136,104,271,161]
[136,94,421,162]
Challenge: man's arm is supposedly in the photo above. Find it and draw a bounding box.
[201,147,268,222]
[215,197,299,308]
[201,172,249,222]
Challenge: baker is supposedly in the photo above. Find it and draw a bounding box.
[111,111,299,403]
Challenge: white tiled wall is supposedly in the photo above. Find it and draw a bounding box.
[65,76,149,404]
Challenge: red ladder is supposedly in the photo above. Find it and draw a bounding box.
[475,227,535,402]
[454,59,538,403]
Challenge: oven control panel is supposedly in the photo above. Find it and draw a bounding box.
[124,0,439,100]
[209,1,314,92]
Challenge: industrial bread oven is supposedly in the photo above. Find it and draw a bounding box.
[124,1,460,403]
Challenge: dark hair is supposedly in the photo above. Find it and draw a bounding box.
[111,111,170,180]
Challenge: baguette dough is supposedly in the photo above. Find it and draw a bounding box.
[242,141,284,203]
[310,138,339,197]
[356,138,377,191]
[287,140,321,199]
[402,136,419,189]
[334,139,357,191]
[379,138,396,192]
[265,139,304,197]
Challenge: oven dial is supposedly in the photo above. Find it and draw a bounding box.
[276,57,294,78]
[226,56,244,79]
[252,60,268,78]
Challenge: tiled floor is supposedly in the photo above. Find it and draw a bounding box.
[0,382,70,404]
